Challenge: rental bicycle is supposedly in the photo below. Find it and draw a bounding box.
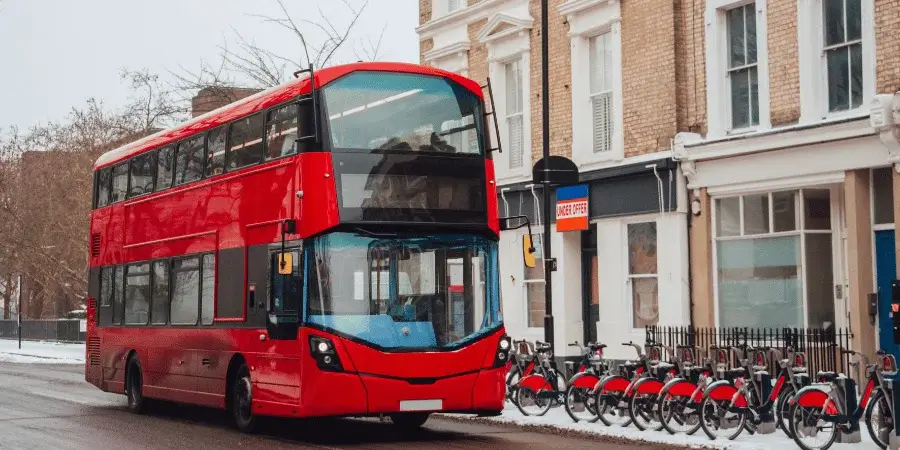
[514,341,567,416]
[563,341,608,422]
[788,349,896,450]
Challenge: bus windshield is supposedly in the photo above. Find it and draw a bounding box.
[305,232,500,349]
[323,71,484,155]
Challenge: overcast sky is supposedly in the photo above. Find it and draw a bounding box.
[0,0,420,131]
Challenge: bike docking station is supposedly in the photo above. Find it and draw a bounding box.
[836,375,862,443]
[889,280,900,450]
[751,350,777,434]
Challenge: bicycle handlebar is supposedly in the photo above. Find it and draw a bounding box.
[621,342,643,357]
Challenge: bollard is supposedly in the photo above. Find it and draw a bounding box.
[755,372,776,434]
[836,377,861,443]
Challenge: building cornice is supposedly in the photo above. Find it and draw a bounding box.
[423,41,471,63]
[674,116,876,163]
[416,0,515,40]
[557,0,618,18]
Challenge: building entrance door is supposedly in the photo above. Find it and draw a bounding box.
[875,230,897,358]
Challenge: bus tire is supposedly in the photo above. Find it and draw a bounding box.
[230,362,258,433]
[125,355,146,414]
[390,412,430,429]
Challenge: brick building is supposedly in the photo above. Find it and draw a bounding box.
[674,0,900,360]
[418,0,692,360]
[418,0,900,362]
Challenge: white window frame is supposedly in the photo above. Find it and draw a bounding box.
[432,0,467,20]
[482,19,532,184]
[724,3,760,131]
[705,0,771,139]
[624,219,659,331]
[504,59,526,171]
[798,0,876,123]
[523,233,546,331]
[710,187,845,330]
[562,0,624,168]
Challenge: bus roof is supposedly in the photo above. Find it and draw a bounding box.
[93,62,482,170]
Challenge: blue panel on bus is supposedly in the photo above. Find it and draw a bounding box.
[308,315,437,348]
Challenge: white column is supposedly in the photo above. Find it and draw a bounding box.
[551,225,583,357]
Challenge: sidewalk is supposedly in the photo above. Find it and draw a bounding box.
[440,403,873,449]
[0,338,84,364]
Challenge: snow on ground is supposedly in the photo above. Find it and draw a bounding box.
[442,403,874,449]
[0,339,84,364]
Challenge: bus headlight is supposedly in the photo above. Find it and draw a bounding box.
[494,336,512,368]
[309,336,342,372]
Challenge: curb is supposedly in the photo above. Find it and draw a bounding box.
[434,413,719,449]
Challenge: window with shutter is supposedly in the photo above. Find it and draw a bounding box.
[504,59,524,169]
[589,33,613,153]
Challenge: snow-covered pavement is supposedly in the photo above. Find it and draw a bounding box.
[0,339,84,364]
[443,403,874,449]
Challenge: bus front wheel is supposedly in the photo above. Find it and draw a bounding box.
[390,412,430,429]
[230,363,258,433]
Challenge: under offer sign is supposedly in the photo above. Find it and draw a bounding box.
[555,184,589,232]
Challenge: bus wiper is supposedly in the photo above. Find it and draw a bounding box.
[354,227,399,238]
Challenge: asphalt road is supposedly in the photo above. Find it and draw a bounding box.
[0,362,664,450]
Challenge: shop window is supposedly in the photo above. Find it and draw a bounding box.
[714,189,835,329]
[627,222,658,329]
[524,234,545,328]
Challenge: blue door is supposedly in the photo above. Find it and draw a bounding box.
[875,230,898,357]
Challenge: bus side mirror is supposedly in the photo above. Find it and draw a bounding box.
[523,235,537,269]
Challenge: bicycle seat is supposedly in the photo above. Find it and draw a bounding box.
[591,343,608,351]
[816,371,838,382]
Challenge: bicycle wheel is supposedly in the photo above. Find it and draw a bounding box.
[505,366,521,404]
[775,384,796,438]
[658,389,701,435]
[865,390,891,450]
[594,385,632,427]
[699,394,746,440]
[628,390,662,431]
[564,383,599,422]
[788,398,837,450]
[514,375,553,416]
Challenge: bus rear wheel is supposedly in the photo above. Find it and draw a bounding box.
[125,356,146,414]
[390,412,430,429]
[230,363,258,433]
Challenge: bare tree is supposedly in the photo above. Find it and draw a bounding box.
[0,78,182,318]
[171,0,385,105]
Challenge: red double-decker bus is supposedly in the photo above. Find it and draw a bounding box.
[85,62,515,432]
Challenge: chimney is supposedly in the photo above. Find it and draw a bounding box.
[191,87,261,118]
